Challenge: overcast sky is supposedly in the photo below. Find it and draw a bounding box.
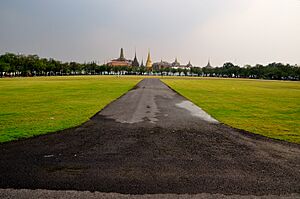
[0,0,299,66]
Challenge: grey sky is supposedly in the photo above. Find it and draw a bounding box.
[0,0,299,66]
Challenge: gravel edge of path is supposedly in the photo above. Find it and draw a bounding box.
[1,189,300,199]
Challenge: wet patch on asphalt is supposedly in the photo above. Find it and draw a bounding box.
[176,100,219,123]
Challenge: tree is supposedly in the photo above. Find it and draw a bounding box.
[0,52,299,81]
[0,61,10,77]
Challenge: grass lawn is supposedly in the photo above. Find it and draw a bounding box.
[0,76,142,143]
[162,77,300,144]
[1,76,299,144]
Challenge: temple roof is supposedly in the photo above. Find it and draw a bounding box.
[146,50,152,68]
[206,60,212,68]
[187,61,193,67]
[132,51,139,67]
[114,48,127,61]
[172,57,180,66]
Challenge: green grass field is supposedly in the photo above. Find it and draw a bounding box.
[1,76,299,144]
[0,76,142,143]
[162,77,300,144]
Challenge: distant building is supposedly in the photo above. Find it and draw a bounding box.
[140,59,144,67]
[187,61,193,68]
[107,48,132,67]
[172,58,180,67]
[152,60,171,71]
[152,58,193,71]
[146,50,152,70]
[205,60,212,68]
[171,58,191,69]
[132,51,139,67]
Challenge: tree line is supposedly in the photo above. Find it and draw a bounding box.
[0,52,299,80]
[0,53,148,77]
[190,62,300,80]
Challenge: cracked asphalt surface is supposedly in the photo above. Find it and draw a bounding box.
[0,78,300,197]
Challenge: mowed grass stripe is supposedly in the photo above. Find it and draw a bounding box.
[0,76,142,143]
[162,78,300,144]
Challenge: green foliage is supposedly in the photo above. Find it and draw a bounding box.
[0,76,142,142]
[0,53,109,76]
[1,52,299,81]
[162,78,300,143]
[202,62,300,80]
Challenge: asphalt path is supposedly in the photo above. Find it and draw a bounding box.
[0,78,300,197]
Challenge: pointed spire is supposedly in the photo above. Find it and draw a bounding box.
[147,50,151,60]
[119,48,125,60]
[134,47,137,59]
[146,49,152,69]
[206,59,212,68]
[172,57,180,66]
[132,49,139,67]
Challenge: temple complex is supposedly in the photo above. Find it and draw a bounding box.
[107,48,195,71]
